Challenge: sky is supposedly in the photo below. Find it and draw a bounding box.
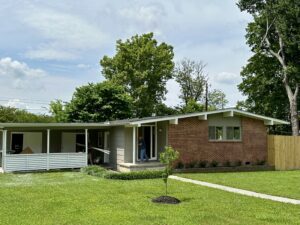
[0,0,253,114]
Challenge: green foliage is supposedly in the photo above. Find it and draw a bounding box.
[0,106,54,123]
[198,160,208,168]
[234,160,242,167]
[100,33,174,117]
[237,0,300,134]
[54,81,133,122]
[159,146,179,195]
[103,170,164,180]
[180,99,205,114]
[210,160,219,167]
[174,59,207,106]
[80,165,108,177]
[207,89,228,110]
[223,161,231,167]
[49,100,68,122]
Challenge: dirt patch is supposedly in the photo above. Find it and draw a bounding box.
[152,196,181,204]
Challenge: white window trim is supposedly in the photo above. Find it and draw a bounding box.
[208,126,242,142]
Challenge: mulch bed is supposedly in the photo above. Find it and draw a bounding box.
[152,196,181,204]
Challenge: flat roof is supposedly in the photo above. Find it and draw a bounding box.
[0,108,289,129]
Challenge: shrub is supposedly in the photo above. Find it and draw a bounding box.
[104,170,164,180]
[256,159,266,165]
[80,165,107,177]
[210,160,218,167]
[234,160,242,167]
[223,160,231,167]
[198,160,208,168]
[175,161,184,169]
[185,161,197,168]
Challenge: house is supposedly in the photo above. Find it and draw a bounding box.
[0,108,288,173]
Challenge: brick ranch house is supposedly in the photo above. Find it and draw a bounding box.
[0,108,288,173]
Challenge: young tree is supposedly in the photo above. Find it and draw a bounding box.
[100,33,174,118]
[237,0,300,135]
[66,81,133,122]
[174,59,207,106]
[159,146,179,196]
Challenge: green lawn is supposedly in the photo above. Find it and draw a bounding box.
[178,170,300,200]
[0,172,299,225]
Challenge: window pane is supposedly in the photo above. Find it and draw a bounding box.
[234,127,240,140]
[209,126,215,140]
[226,127,234,140]
[216,127,223,140]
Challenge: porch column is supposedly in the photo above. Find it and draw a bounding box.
[46,129,50,170]
[2,130,7,172]
[132,126,136,164]
[85,129,88,166]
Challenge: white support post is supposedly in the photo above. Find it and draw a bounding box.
[2,130,7,172]
[85,129,88,166]
[132,126,136,164]
[46,129,50,170]
[155,122,157,160]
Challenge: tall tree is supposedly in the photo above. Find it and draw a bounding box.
[174,59,207,106]
[237,0,300,135]
[66,81,133,122]
[49,100,68,122]
[208,89,228,110]
[100,33,174,117]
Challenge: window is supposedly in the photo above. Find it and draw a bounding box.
[209,126,224,140]
[226,127,241,140]
[209,126,241,141]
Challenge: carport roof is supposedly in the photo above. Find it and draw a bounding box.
[0,108,289,129]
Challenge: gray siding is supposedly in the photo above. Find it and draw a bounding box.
[157,121,168,157]
[109,126,125,168]
[124,127,133,163]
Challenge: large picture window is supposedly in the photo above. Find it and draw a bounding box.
[209,126,241,141]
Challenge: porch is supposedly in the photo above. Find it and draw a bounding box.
[0,125,111,172]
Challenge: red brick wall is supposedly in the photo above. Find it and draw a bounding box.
[168,117,267,165]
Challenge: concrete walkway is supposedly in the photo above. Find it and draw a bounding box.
[169,175,300,205]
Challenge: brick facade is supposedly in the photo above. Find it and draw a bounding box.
[168,116,267,165]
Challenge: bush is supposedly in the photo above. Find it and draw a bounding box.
[198,160,208,168]
[80,165,108,177]
[185,161,197,168]
[104,170,164,180]
[176,161,184,169]
[210,160,218,167]
[256,159,266,165]
[234,160,242,167]
[223,160,231,167]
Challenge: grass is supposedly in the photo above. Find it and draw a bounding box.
[178,170,300,199]
[0,172,299,225]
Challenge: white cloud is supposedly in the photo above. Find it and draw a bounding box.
[0,57,46,89]
[19,5,107,60]
[213,72,241,85]
[77,63,91,69]
[4,99,29,110]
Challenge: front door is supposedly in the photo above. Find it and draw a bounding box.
[137,125,156,160]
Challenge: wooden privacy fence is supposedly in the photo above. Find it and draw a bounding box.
[268,135,300,170]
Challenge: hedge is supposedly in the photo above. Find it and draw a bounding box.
[80,165,107,177]
[104,170,164,180]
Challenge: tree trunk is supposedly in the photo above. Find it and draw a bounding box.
[284,82,299,136]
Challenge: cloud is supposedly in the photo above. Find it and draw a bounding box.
[19,5,107,60]
[77,63,91,69]
[118,3,166,36]
[4,99,29,110]
[213,72,241,85]
[0,57,46,89]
